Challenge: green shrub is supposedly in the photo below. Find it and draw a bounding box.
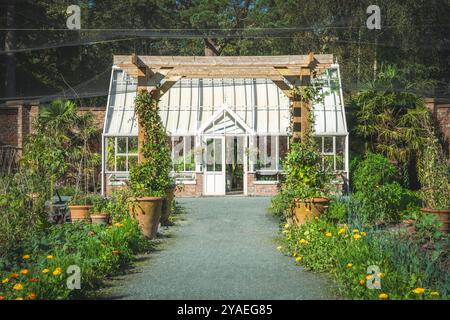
[351,154,419,225]
[269,189,295,218]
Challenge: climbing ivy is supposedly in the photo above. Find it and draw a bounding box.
[129,89,172,197]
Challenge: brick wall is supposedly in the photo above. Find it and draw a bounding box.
[175,172,203,197]
[0,101,106,153]
[425,98,450,154]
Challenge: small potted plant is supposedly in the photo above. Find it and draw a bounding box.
[128,89,172,239]
[68,193,95,222]
[90,195,110,224]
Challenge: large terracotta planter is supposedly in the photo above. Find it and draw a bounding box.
[128,197,162,239]
[68,205,92,222]
[160,188,176,226]
[420,208,450,233]
[90,213,109,225]
[292,198,330,225]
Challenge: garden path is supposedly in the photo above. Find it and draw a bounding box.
[97,197,337,299]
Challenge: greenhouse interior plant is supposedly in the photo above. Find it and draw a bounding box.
[128,89,172,239]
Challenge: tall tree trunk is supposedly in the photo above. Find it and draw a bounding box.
[5,1,16,98]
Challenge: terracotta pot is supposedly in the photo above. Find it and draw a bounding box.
[90,213,109,225]
[420,208,450,233]
[128,197,162,239]
[160,188,176,226]
[292,198,330,225]
[68,205,92,222]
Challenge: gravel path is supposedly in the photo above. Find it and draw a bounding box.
[96,197,338,300]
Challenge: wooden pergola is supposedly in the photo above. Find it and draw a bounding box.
[113,53,334,161]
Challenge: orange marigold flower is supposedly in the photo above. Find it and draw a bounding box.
[9,273,19,278]
[112,250,120,255]
[0,296,5,300]
[20,269,29,275]
[28,278,39,283]
[28,293,37,300]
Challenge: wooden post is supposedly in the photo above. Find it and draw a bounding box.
[291,53,314,143]
[135,53,148,164]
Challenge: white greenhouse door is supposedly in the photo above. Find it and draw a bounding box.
[203,136,225,195]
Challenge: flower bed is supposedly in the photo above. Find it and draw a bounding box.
[0,216,149,300]
[278,218,448,300]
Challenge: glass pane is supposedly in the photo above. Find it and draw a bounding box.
[173,136,184,171]
[279,136,288,170]
[128,137,138,154]
[323,155,334,172]
[314,136,323,152]
[336,136,345,171]
[128,156,138,170]
[106,137,115,171]
[185,136,195,171]
[206,138,214,171]
[324,137,333,153]
[117,137,127,153]
[214,139,222,172]
[116,155,127,171]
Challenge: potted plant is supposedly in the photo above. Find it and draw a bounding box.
[90,195,110,224]
[128,89,172,239]
[68,193,95,222]
[417,135,450,233]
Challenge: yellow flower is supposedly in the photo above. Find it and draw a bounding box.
[430,291,439,297]
[2,278,9,284]
[347,263,353,268]
[344,234,349,238]
[276,246,282,251]
[20,269,29,275]
[295,256,302,262]
[15,297,24,300]
[41,269,49,274]
[377,272,385,278]
[361,232,367,236]
[412,287,425,295]
[47,255,53,259]
[338,228,345,235]
[359,279,365,285]
[353,234,362,240]
[13,283,23,290]
[378,293,389,299]
[366,274,373,280]
[352,229,359,233]
[325,232,332,237]
[114,222,124,227]
[292,252,298,257]
[299,239,308,244]
[22,254,30,260]
[284,223,289,229]
[53,267,62,276]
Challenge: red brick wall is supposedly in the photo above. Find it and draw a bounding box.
[0,101,106,154]
[425,98,450,150]
[175,173,203,197]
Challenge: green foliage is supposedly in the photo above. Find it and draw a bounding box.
[279,219,449,299]
[283,141,330,199]
[351,154,419,225]
[129,90,172,197]
[268,188,295,217]
[411,211,444,243]
[324,197,349,223]
[0,215,149,300]
[0,170,49,256]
